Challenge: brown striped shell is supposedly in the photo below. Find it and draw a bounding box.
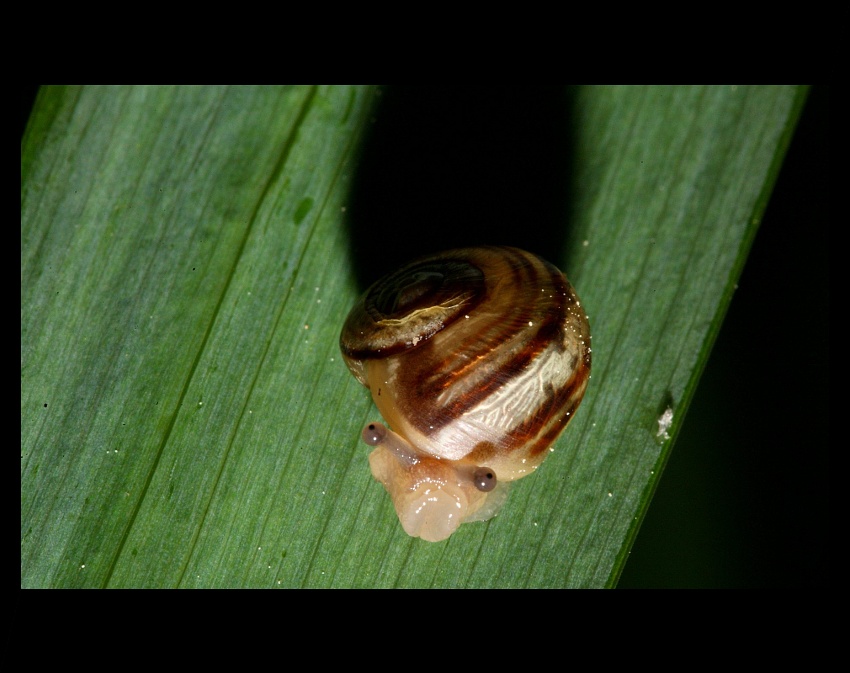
[340,246,591,541]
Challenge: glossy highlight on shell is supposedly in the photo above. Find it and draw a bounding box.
[340,246,591,542]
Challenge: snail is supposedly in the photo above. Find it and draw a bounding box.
[340,246,591,542]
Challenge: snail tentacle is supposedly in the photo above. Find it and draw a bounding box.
[361,422,419,467]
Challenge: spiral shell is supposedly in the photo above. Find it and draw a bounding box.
[340,246,591,541]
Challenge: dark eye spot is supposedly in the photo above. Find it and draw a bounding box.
[361,422,387,446]
[472,467,497,492]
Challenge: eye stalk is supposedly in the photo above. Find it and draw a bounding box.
[361,421,418,467]
[472,467,497,492]
[361,422,387,446]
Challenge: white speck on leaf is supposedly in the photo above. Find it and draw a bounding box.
[657,406,674,440]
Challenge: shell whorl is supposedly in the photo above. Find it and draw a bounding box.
[340,246,591,482]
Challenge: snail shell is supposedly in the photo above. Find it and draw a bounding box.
[340,246,591,542]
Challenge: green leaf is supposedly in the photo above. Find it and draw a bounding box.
[21,85,805,588]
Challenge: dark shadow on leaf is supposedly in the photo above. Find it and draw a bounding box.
[345,86,576,289]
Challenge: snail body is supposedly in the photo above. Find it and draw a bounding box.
[340,246,591,542]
